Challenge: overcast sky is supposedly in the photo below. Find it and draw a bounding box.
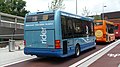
[24,0,120,16]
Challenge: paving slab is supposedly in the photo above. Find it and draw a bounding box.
[0,47,36,67]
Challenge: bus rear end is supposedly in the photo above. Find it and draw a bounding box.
[24,11,62,57]
[94,20,107,42]
[114,23,120,39]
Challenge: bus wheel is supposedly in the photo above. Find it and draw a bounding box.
[74,45,80,57]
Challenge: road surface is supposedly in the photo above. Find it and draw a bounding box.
[6,43,108,67]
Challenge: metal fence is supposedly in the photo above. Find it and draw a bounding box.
[0,12,24,23]
[0,12,24,29]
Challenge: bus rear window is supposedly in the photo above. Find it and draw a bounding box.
[94,22,103,26]
[26,13,54,22]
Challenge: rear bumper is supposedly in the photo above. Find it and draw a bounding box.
[24,47,63,57]
[96,38,106,42]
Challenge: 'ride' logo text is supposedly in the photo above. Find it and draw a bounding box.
[40,27,47,44]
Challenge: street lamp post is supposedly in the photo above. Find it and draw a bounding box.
[76,0,77,14]
[102,5,107,20]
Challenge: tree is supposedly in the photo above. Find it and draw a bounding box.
[0,0,28,17]
[81,6,90,16]
[94,15,101,20]
[48,0,65,10]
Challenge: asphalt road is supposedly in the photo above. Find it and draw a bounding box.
[6,43,109,67]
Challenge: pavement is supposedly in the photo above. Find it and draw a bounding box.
[0,46,36,67]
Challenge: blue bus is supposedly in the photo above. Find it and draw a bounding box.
[24,10,96,57]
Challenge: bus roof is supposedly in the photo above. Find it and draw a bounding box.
[60,11,94,21]
[27,10,54,15]
[26,10,94,22]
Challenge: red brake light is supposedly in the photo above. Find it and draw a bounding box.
[103,34,106,38]
[55,40,61,49]
[24,40,26,46]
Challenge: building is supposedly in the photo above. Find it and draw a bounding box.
[101,11,120,23]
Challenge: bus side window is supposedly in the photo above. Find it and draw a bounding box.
[83,21,93,36]
[61,16,74,39]
[66,18,73,38]
[87,21,93,36]
[107,24,114,34]
[73,19,84,37]
[61,16,67,39]
[81,20,87,37]
[75,21,82,33]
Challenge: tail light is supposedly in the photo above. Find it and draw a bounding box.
[55,40,61,49]
[24,40,26,46]
[103,34,106,38]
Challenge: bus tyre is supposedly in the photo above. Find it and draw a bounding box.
[74,45,80,57]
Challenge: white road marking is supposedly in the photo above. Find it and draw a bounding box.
[69,40,120,67]
[118,64,120,67]
[1,56,36,67]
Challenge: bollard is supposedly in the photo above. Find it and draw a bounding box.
[9,39,15,52]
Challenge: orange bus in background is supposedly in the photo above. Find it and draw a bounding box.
[94,20,115,42]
